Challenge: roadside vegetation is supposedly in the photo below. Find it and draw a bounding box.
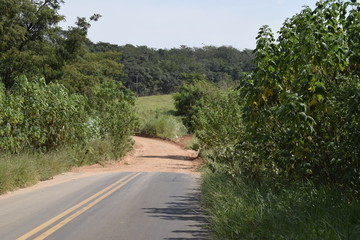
[136,95,187,139]
[0,75,137,194]
[174,0,360,238]
[0,1,138,194]
[201,170,359,240]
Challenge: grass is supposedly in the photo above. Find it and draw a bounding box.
[136,94,176,115]
[136,94,187,139]
[201,169,360,240]
[0,150,72,194]
[0,138,123,195]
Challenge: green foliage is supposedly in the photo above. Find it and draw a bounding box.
[91,80,138,158]
[61,51,126,98]
[236,0,360,187]
[0,76,137,157]
[184,136,201,150]
[136,95,187,139]
[196,0,359,189]
[173,74,219,131]
[0,76,89,153]
[0,0,64,85]
[0,0,100,88]
[194,90,243,150]
[87,42,256,96]
[140,115,187,139]
[0,1,139,195]
[191,90,245,178]
[201,170,360,240]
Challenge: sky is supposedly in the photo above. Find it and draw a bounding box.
[58,0,319,50]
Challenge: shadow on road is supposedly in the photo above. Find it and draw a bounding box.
[141,155,196,161]
[142,189,210,240]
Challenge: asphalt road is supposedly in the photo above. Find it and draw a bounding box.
[0,172,209,240]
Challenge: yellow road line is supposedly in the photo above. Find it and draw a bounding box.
[17,172,141,240]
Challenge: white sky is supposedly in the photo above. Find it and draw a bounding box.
[58,0,318,50]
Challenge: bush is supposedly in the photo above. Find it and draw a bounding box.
[91,80,138,158]
[236,0,360,187]
[196,0,360,189]
[194,90,243,150]
[0,76,90,153]
[0,76,139,194]
[140,115,187,139]
[173,73,218,131]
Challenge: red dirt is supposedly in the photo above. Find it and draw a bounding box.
[71,136,202,174]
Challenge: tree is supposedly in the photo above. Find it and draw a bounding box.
[61,51,126,98]
[88,42,256,96]
[238,0,360,187]
[0,0,100,88]
[173,73,218,131]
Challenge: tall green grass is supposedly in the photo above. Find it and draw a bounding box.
[0,138,121,195]
[0,151,71,194]
[136,94,187,139]
[201,169,360,240]
[136,94,176,115]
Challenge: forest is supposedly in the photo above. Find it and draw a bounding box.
[87,42,255,96]
[1,0,359,239]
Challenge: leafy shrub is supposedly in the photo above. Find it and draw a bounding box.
[194,90,243,149]
[91,80,138,158]
[140,115,187,139]
[0,76,138,194]
[0,76,90,153]
[185,136,201,150]
[236,0,360,188]
[194,0,360,189]
[173,73,219,131]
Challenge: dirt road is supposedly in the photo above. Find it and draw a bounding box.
[72,136,202,174]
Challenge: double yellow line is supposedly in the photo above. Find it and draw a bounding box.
[17,172,141,240]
